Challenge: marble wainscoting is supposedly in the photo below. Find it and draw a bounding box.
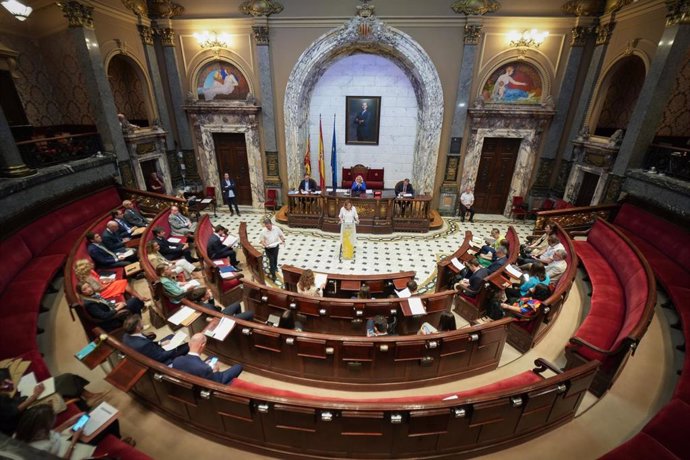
[563,163,610,205]
[186,103,265,207]
[284,14,444,194]
[463,106,554,216]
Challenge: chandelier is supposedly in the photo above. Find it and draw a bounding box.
[1,0,32,21]
[508,29,548,49]
[193,31,232,50]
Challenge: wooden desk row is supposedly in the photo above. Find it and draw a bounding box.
[87,328,599,459]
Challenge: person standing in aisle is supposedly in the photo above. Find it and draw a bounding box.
[260,218,285,282]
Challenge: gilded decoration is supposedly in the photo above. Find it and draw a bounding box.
[239,0,284,17]
[666,0,690,25]
[534,209,612,232]
[265,151,279,177]
[120,0,147,16]
[570,25,595,46]
[57,1,94,29]
[252,25,269,45]
[604,174,624,203]
[605,0,633,13]
[138,25,154,46]
[148,0,184,19]
[136,142,156,155]
[464,24,482,44]
[562,0,605,16]
[451,0,501,15]
[120,189,187,214]
[596,22,615,45]
[157,27,175,47]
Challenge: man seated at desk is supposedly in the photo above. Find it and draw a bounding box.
[298,173,319,193]
[172,333,243,384]
[395,178,414,196]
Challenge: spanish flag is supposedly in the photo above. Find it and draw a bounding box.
[318,116,326,190]
[303,136,311,176]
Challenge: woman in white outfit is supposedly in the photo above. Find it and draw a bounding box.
[338,200,359,259]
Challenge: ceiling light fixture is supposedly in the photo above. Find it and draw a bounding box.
[508,29,548,49]
[2,0,32,21]
[193,31,232,50]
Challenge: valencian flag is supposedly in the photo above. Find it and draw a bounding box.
[303,135,311,176]
[318,116,326,190]
[331,114,337,191]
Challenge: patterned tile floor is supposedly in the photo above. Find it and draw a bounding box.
[211,206,535,294]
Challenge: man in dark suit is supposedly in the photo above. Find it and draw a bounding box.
[86,232,131,268]
[111,210,134,238]
[102,221,130,252]
[298,173,318,193]
[152,227,198,263]
[172,333,243,384]
[207,225,239,266]
[122,315,189,363]
[394,178,414,196]
[454,258,489,297]
[354,101,372,141]
[76,282,143,331]
[486,246,508,274]
[221,172,241,216]
[122,200,149,227]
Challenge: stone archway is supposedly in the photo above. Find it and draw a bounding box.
[284,14,443,194]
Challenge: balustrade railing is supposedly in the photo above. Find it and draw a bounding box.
[16,132,103,168]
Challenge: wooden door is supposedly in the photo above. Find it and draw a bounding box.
[213,133,252,205]
[575,172,599,207]
[474,138,521,214]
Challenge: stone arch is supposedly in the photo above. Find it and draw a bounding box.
[588,53,647,135]
[104,51,155,125]
[187,49,256,100]
[283,15,444,194]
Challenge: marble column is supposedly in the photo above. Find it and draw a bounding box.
[612,19,690,175]
[155,23,193,151]
[562,20,615,161]
[252,20,277,155]
[0,105,35,177]
[450,21,482,139]
[58,0,128,162]
[137,23,175,150]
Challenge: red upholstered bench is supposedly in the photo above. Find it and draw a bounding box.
[566,219,656,397]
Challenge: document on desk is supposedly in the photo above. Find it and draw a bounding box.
[472,237,484,247]
[162,331,187,351]
[213,259,227,266]
[451,257,464,271]
[208,317,236,341]
[222,235,239,247]
[408,297,426,315]
[183,280,201,290]
[201,198,212,204]
[167,237,182,244]
[314,272,328,289]
[84,402,119,437]
[169,306,196,326]
[506,264,523,279]
[396,288,411,298]
[18,373,55,399]
[120,249,135,259]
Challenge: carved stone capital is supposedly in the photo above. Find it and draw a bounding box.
[356,0,375,18]
[148,0,184,19]
[464,24,482,44]
[666,0,690,26]
[595,22,615,45]
[57,1,94,29]
[252,25,270,45]
[451,0,500,16]
[156,27,175,46]
[570,25,595,46]
[120,0,147,16]
[606,0,634,14]
[138,25,154,45]
[562,0,605,16]
[239,0,284,17]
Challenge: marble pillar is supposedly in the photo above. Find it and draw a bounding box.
[0,105,35,177]
[138,24,175,150]
[252,22,277,154]
[58,1,128,162]
[156,24,193,151]
[450,22,482,138]
[613,21,690,176]
[562,20,614,161]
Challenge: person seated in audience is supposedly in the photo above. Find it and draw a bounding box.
[519,235,564,267]
[406,280,418,294]
[351,175,367,193]
[102,221,131,251]
[486,245,508,274]
[459,185,475,223]
[196,290,254,321]
[157,265,207,304]
[545,248,568,282]
[122,200,149,228]
[172,333,243,384]
[1,372,107,436]
[297,269,325,296]
[394,178,414,196]
[74,259,149,302]
[278,310,303,332]
[122,315,189,364]
[152,226,198,263]
[357,283,371,299]
[207,225,240,267]
[77,282,143,331]
[522,221,554,256]
[500,284,552,319]
[86,232,134,268]
[490,228,505,250]
[505,261,550,303]
[110,210,134,238]
[418,311,457,335]
[477,236,497,267]
[147,240,199,281]
[298,173,319,193]
[366,315,389,337]
[168,205,196,237]
[454,258,488,297]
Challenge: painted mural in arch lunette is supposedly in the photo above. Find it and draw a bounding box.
[483,62,542,104]
[196,61,250,101]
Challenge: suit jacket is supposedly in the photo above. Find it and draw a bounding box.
[87,243,119,267]
[102,229,125,252]
[487,256,507,275]
[172,354,223,382]
[351,181,367,193]
[123,334,182,364]
[207,233,233,260]
[395,182,414,195]
[124,208,148,227]
[169,213,194,236]
[221,179,238,200]
[155,236,184,260]
[298,179,318,192]
[82,297,122,331]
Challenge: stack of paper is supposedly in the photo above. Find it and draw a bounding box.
[407,297,426,315]
[451,257,464,271]
[206,317,236,341]
[84,402,119,437]
[162,331,187,351]
[168,306,196,326]
[314,272,328,289]
[18,373,55,399]
[396,288,411,298]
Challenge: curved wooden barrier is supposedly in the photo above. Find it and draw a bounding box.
[435,230,474,293]
[239,221,265,284]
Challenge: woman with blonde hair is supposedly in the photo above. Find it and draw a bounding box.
[351,175,366,193]
[338,199,359,260]
[74,259,148,302]
[297,269,325,296]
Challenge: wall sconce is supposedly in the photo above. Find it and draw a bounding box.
[194,31,231,51]
[508,29,548,49]
[1,0,32,21]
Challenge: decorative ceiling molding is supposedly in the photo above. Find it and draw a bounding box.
[120,0,147,16]
[451,0,501,16]
[239,0,284,18]
[562,0,606,16]
[666,0,690,25]
[147,0,184,19]
[57,1,94,29]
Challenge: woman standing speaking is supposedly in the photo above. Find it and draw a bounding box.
[338,200,359,260]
